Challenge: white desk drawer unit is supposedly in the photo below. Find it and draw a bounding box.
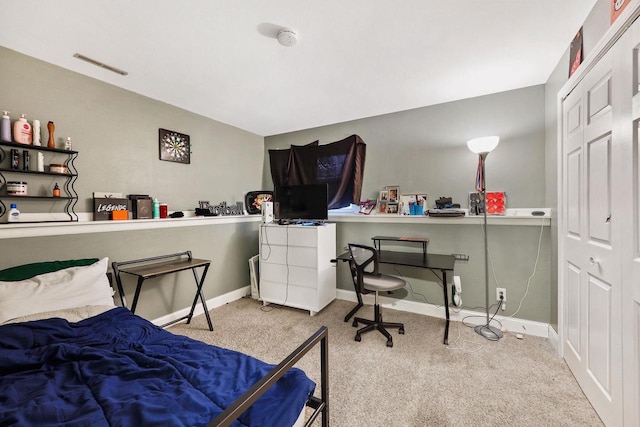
[259,223,336,315]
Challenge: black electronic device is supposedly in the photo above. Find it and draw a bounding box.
[274,184,328,223]
[531,211,546,216]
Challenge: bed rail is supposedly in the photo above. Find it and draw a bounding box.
[208,326,329,427]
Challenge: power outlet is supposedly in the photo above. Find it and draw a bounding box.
[496,288,506,310]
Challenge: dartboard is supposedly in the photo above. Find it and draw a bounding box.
[159,128,190,164]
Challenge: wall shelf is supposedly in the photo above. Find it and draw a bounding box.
[0,141,78,222]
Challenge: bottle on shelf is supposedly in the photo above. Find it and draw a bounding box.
[153,198,160,219]
[13,114,32,144]
[64,137,72,151]
[53,183,60,197]
[8,204,20,222]
[32,119,41,146]
[37,152,44,171]
[47,121,55,148]
[22,150,29,171]
[0,111,11,143]
[10,149,19,169]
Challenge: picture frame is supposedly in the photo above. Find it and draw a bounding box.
[379,185,400,214]
[387,186,399,203]
[359,199,376,215]
[378,201,387,214]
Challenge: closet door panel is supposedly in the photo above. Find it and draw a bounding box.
[587,135,612,245]
[566,148,582,238]
[587,274,612,395]
[566,262,582,356]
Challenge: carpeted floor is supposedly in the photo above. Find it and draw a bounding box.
[169,298,603,427]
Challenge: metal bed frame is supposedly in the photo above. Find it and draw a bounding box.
[208,325,329,427]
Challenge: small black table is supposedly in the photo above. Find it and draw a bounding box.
[112,251,213,331]
[334,250,455,345]
[371,235,430,255]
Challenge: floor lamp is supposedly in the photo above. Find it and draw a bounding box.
[467,136,503,341]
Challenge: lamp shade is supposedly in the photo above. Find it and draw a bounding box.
[467,136,499,154]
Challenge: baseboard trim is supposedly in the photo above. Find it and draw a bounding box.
[336,289,550,339]
[153,286,549,339]
[151,286,250,327]
[548,324,560,355]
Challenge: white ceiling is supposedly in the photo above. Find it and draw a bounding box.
[1,1,596,137]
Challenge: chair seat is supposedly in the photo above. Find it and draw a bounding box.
[362,273,405,292]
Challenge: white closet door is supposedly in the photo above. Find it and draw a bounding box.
[622,20,640,427]
[561,46,623,427]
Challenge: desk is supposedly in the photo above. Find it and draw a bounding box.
[112,251,213,331]
[334,250,455,345]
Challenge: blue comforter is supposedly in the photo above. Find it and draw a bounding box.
[0,307,315,426]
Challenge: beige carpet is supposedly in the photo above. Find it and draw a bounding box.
[169,298,603,427]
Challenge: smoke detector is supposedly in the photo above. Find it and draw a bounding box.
[277,28,298,47]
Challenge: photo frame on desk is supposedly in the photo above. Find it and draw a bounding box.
[379,185,400,214]
[359,199,376,215]
[387,186,399,203]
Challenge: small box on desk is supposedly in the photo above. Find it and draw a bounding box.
[111,210,128,220]
[93,198,129,221]
[129,195,152,219]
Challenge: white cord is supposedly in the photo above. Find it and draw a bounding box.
[505,218,545,319]
[478,215,545,320]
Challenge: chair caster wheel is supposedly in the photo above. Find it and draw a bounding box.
[355,334,361,342]
[352,320,358,327]
[399,327,405,334]
[386,339,393,347]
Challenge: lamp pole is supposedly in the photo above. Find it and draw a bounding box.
[474,153,503,340]
[466,136,502,341]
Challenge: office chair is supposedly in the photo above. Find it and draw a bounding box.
[348,243,406,347]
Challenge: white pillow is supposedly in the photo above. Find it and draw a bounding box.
[0,257,115,324]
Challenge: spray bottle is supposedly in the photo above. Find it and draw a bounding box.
[0,111,11,143]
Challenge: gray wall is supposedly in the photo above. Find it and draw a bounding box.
[0,46,264,212]
[264,85,546,208]
[0,46,264,321]
[265,86,553,323]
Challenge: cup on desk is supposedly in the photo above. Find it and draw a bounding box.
[409,204,424,215]
[159,203,168,218]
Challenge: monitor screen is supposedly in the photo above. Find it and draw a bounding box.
[274,184,328,222]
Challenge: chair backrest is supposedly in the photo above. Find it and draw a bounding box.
[348,243,378,275]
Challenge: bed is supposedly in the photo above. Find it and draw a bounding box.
[0,258,329,427]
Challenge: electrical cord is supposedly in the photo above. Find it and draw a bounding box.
[259,224,271,260]
[477,214,546,321]
[504,217,545,320]
[461,301,503,334]
[392,264,443,308]
[257,223,291,311]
